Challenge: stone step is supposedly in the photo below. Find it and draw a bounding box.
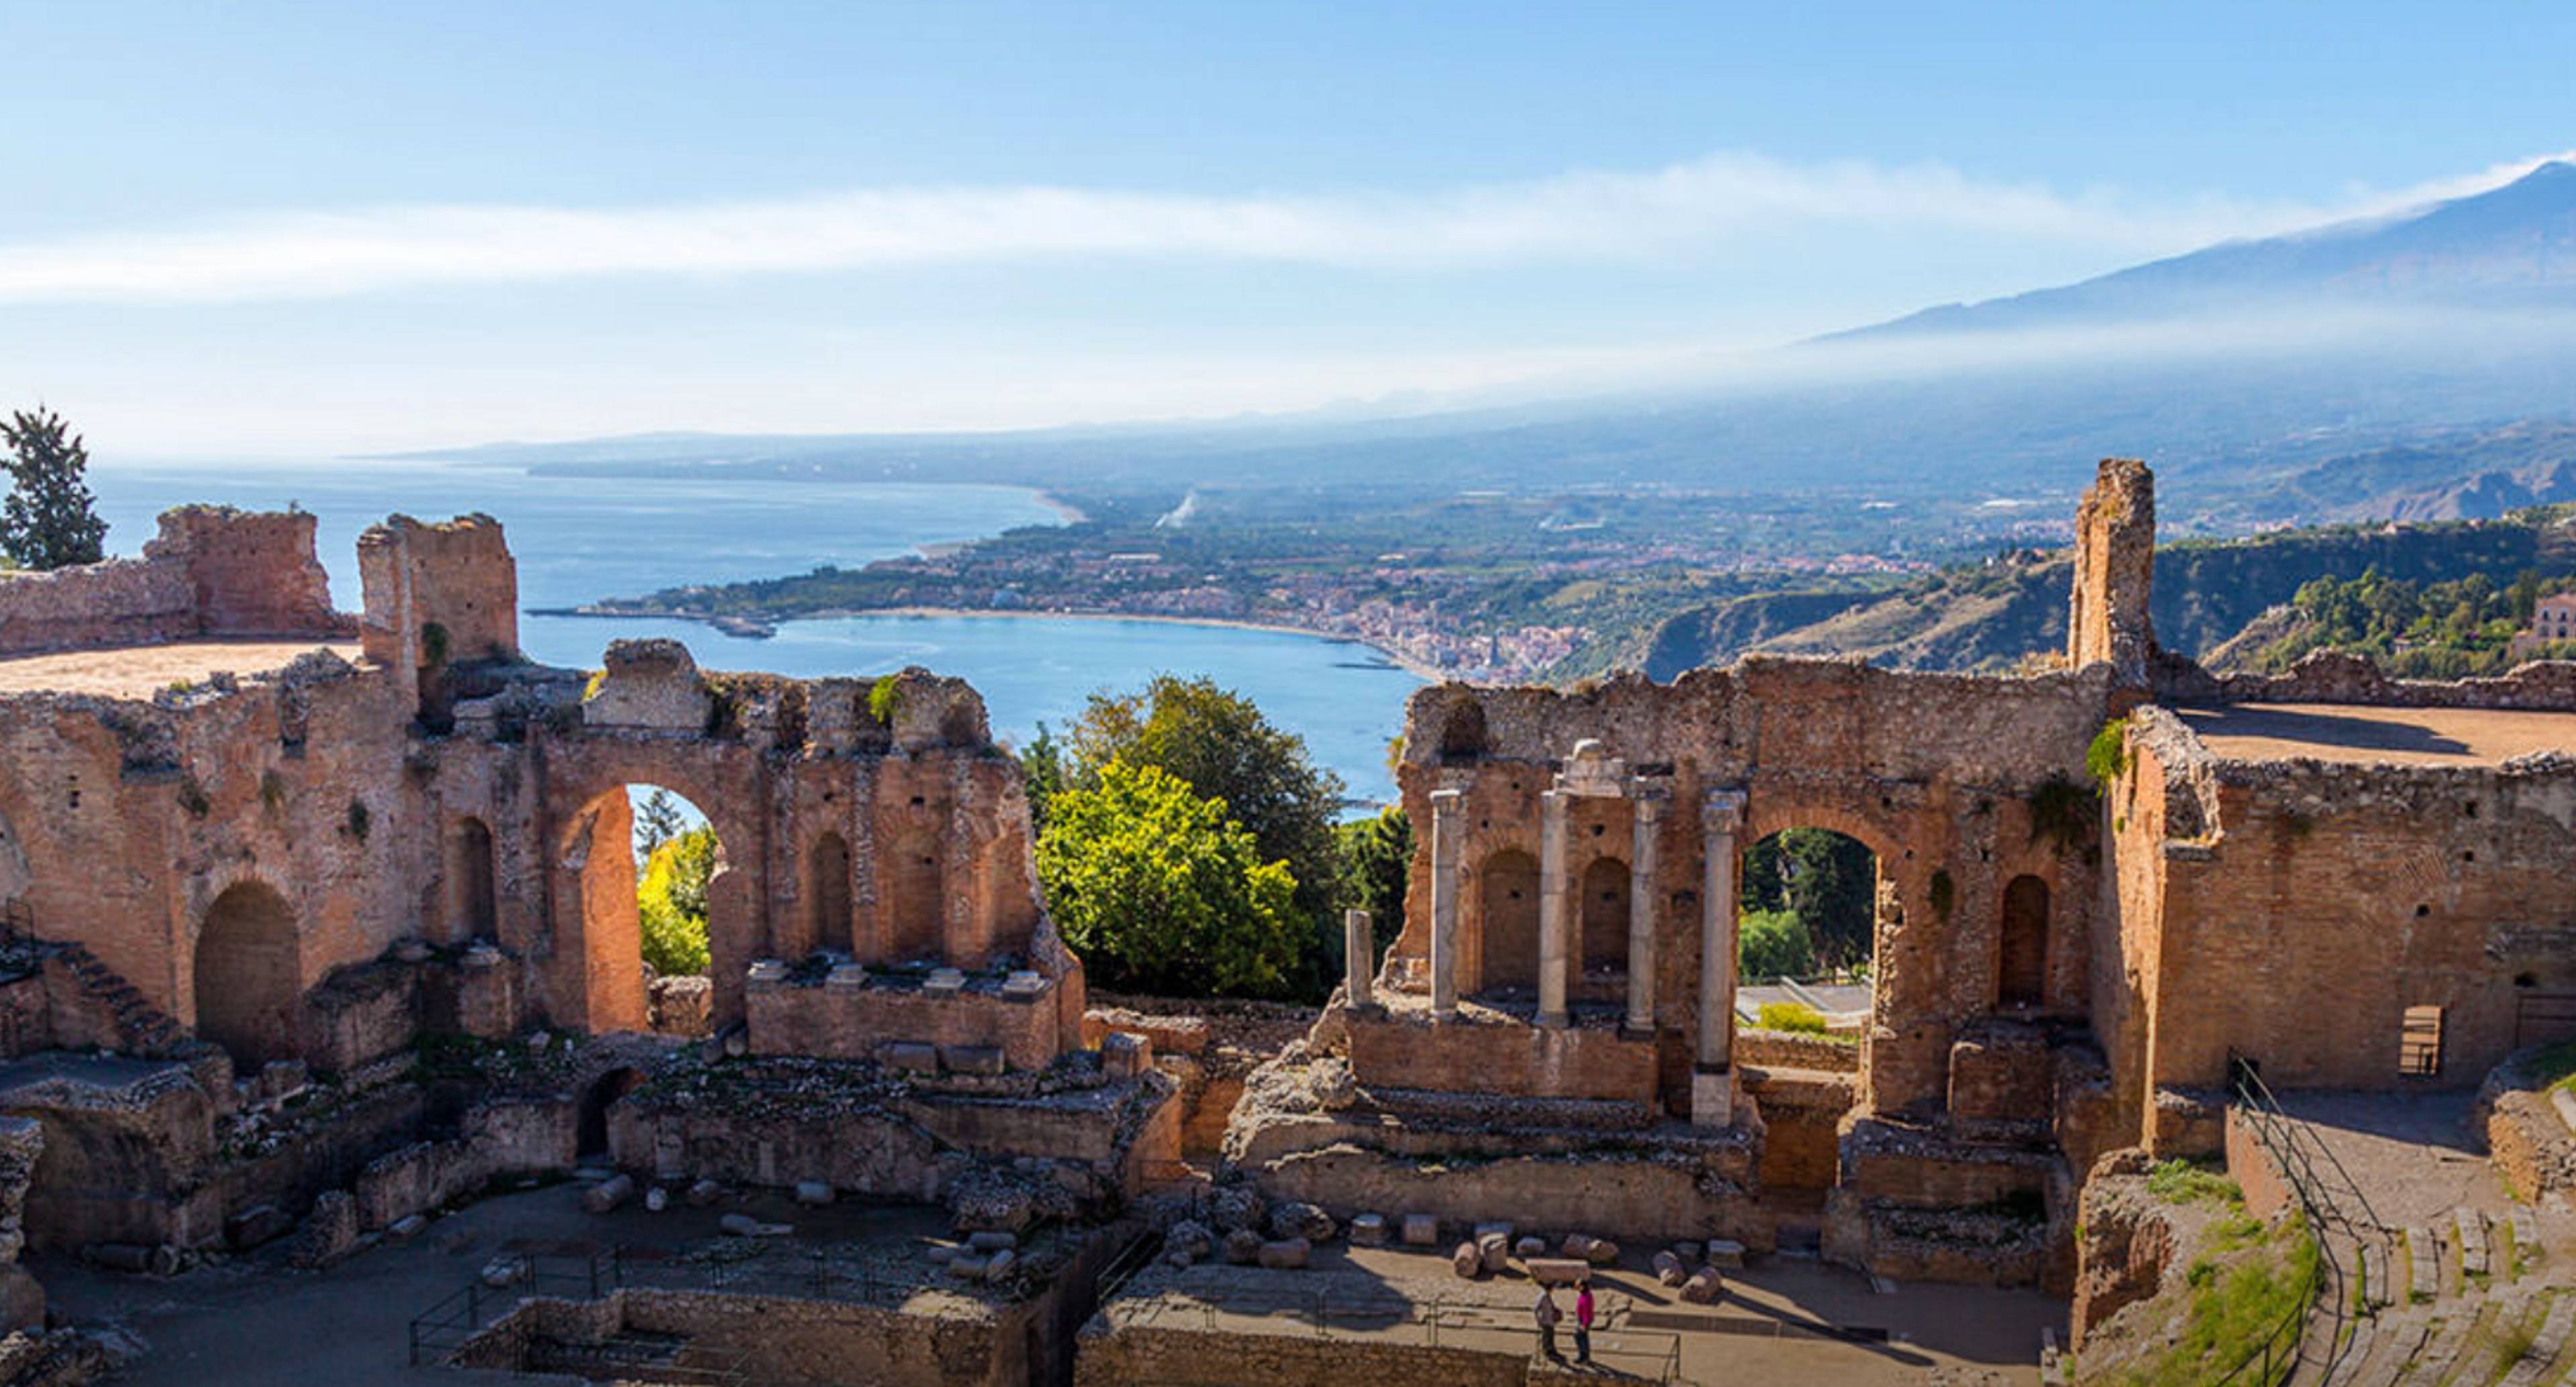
[2362,1233,2395,1309]
[2406,1227,2442,1304]
[2409,1305,2478,1383]
[2347,1307,2431,1387]
[2498,1291,2576,1387]
[2460,1208,2493,1281]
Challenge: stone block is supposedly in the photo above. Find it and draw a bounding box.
[1473,1220,1515,1245]
[826,964,869,991]
[225,1203,294,1251]
[941,1044,1007,1076]
[1668,1241,1701,1266]
[967,1229,1018,1252]
[1103,1032,1152,1081]
[1165,1220,1213,1266]
[985,1249,1017,1281]
[1514,1235,1548,1261]
[746,958,789,988]
[1002,970,1046,1001]
[794,1181,834,1207]
[1525,1257,1588,1286]
[1480,1232,1511,1273]
[1402,1214,1440,1247]
[1690,1067,1734,1126]
[1562,1234,1619,1265]
[923,968,967,999]
[1706,1239,1746,1269]
[947,1252,989,1279]
[885,1042,941,1074]
[288,1191,358,1269]
[1270,1201,1336,1243]
[686,1178,724,1207]
[1257,1237,1311,1270]
[644,1186,668,1213]
[1350,1213,1388,1246]
[1212,1187,1264,1233]
[1653,1250,1686,1286]
[1452,1241,1483,1278]
[1680,1266,1725,1304]
[1224,1229,1263,1265]
[582,1174,636,1214]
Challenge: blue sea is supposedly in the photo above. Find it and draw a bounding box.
[89,461,1423,805]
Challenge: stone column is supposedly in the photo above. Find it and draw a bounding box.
[1430,789,1463,1020]
[1538,787,1571,1028]
[1343,909,1375,1011]
[1625,791,1663,1032]
[1694,788,1748,1125]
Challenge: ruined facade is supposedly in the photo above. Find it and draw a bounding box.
[1228,457,2576,1294]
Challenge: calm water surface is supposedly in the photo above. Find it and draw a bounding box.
[91,462,1419,803]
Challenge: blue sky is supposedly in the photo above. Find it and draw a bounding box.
[5,1,2572,455]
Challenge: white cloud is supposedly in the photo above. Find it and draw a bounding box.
[3,150,2567,305]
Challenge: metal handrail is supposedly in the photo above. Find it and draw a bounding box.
[2212,1066,2381,1386]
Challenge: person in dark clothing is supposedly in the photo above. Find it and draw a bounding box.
[1535,1283,1562,1360]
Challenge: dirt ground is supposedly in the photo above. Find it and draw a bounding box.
[2176,702,2576,767]
[0,639,363,698]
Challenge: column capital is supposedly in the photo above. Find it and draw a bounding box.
[1629,783,1668,817]
[1430,787,1465,814]
[1702,787,1747,834]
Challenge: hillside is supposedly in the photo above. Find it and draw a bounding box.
[1643,506,2576,677]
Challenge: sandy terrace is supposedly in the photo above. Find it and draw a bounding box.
[2176,702,2576,767]
[0,639,365,698]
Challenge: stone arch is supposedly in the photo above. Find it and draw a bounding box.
[1580,856,1628,971]
[578,1066,643,1159]
[1479,848,1542,994]
[1998,874,2049,1009]
[445,816,497,944]
[194,879,302,1066]
[881,829,945,964]
[555,785,735,1035]
[807,830,854,955]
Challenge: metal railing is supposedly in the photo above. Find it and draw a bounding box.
[407,1251,621,1367]
[2214,1062,2390,1386]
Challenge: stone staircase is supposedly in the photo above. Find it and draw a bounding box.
[2314,1206,2576,1385]
[42,939,189,1058]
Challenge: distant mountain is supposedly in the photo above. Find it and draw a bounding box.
[1839,161,2576,340]
[404,164,2576,517]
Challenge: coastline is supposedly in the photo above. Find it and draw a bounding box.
[539,603,1449,681]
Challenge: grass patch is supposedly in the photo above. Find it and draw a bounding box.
[1755,1001,1827,1034]
[2489,1301,2543,1378]
[2108,1212,2318,1387]
[2146,1158,2243,1208]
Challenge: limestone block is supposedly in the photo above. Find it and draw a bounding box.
[794,1181,834,1207]
[1165,1220,1214,1266]
[1452,1241,1483,1278]
[923,968,967,999]
[1350,1213,1389,1246]
[718,1213,762,1237]
[746,959,788,988]
[826,964,869,991]
[885,1042,941,1074]
[388,1215,428,1239]
[942,1045,1006,1076]
[1403,1214,1440,1247]
[1473,1221,1515,1245]
[1479,1233,1511,1274]
[947,1252,989,1280]
[1270,1201,1337,1243]
[1258,1237,1311,1270]
[1680,1266,1725,1305]
[482,1255,528,1287]
[582,639,712,732]
[225,1204,294,1251]
[1212,1187,1265,1233]
[985,1249,1017,1281]
[1668,1241,1701,1266]
[1706,1239,1746,1269]
[1224,1229,1263,1265]
[1102,1032,1152,1081]
[1653,1250,1686,1286]
[583,1175,637,1214]
[644,1186,668,1213]
[1562,1235,1619,1265]
[686,1178,724,1207]
[1526,1257,1588,1286]
[967,1230,1018,1252]
[926,1245,955,1264]
[1514,1235,1548,1262]
[288,1192,359,1269]
[1002,970,1046,1001]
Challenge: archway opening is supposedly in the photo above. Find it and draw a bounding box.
[1580,855,1629,973]
[566,785,725,1036]
[1477,848,1542,996]
[1999,874,2049,1009]
[807,830,854,956]
[1737,826,1879,1199]
[195,881,301,1067]
[577,1066,643,1160]
[445,816,496,944]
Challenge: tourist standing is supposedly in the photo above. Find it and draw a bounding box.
[1534,1283,1562,1360]
[1574,1278,1595,1364]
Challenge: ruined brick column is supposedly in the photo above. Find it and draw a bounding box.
[1343,908,1375,1010]
[1430,788,1463,1020]
[1695,788,1748,1125]
[1625,789,1664,1032]
[1538,787,1572,1028]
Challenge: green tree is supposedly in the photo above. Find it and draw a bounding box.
[1034,760,1301,997]
[0,408,107,571]
[638,826,716,975]
[1741,828,1876,971]
[1017,722,1067,832]
[634,788,688,855]
[1737,907,1815,981]
[1334,806,1412,962]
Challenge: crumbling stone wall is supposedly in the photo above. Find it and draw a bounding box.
[0,507,345,657]
[2067,458,2157,688]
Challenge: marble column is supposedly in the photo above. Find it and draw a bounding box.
[1430,789,1463,1020]
[1694,788,1748,1126]
[1343,908,1375,1010]
[1538,787,1571,1028]
[1625,790,1663,1032]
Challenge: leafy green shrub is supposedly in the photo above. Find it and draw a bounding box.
[1737,909,1815,981]
[639,826,717,975]
[2086,718,2131,787]
[867,674,902,726]
[1756,1000,1828,1034]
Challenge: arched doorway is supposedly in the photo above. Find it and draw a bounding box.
[446,816,496,944]
[561,785,726,1036]
[1479,848,1542,995]
[195,881,301,1066]
[1580,856,1628,973]
[1737,826,1879,1199]
[1998,875,2049,1009]
[808,832,854,955]
[577,1067,643,1160]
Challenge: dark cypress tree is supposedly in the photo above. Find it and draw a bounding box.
[0,409,108,571]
